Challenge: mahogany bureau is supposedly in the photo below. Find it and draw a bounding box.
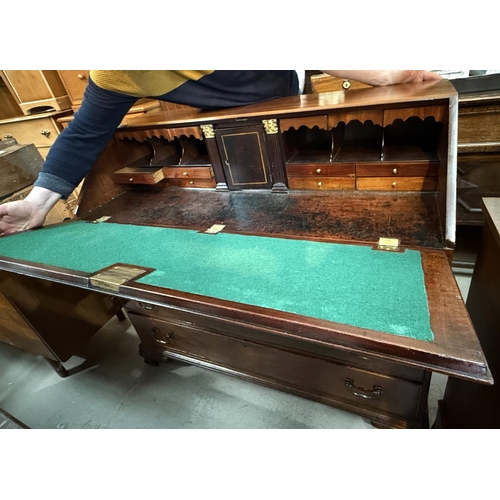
[0,79,492,428]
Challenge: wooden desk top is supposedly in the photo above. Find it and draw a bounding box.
[115,79,456,130]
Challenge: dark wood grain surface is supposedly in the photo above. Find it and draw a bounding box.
[81,188,445,248]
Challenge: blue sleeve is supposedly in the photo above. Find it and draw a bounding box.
[34,78,138,198]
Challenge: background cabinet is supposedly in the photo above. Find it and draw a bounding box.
[57,70,161,114]
[0,110,70,159]
[1,70,71,115]
[0,70,72,160]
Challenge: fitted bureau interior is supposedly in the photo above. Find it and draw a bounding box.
[282,109,445,193]
[99,100,451,251]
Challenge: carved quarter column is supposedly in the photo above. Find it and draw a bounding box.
[262,119,288,193]
[200,124,228,191]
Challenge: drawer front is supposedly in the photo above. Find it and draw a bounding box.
[58,70,90,104]
[130,312,422,420]
[0,117,59,147]
[356,177,437,191]
[161,178,216,188]
[36,147,50,160]
[288,177,355,190]
[286,163,355,177]
[356,162,440,177]
[162,167,213,179]
[125,301,426,382]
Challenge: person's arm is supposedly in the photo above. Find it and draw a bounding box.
[320,70,442,86]
[0,77,138,235]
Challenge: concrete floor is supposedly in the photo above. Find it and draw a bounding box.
[0,228,480,429]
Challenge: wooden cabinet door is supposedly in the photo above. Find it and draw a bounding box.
[215,125,273,190]
[1,71,71,115]
[57,70,90,107]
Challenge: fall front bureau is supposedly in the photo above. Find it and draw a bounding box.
[0,79,492,427]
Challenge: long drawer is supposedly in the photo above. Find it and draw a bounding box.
[128,311,424,423]
[125,300,425,382]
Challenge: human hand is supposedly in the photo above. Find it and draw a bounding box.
[320,70,443,87]
[0,187,61,236]
[0,199,47,235]
[378,70,443,85]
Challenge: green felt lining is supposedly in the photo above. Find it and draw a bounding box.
[0,221,434,341]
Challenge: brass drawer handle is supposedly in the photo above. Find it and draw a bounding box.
[392,168,398,175]
[40,129,51,138]
[138,302,154,310]
[317,181,322,187]
[344,378,383,399]
[316,168,322,174]
[3,134,13,139]
[182,171,188,176]
[150,326,172,344]
[77,73,86,80]
[392,181,397,188]
[342,80,351,90]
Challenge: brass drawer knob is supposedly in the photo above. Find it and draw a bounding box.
[77,73,86,80]
[182,171,188,176]
[316,168,322,174]
[342,80,351,89]
[392,168,398,175]
[189,180,194,185]
[392,182,397,188]
[40,129,51,138]
[317,181,322,187]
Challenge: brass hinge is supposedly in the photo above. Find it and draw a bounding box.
[376,237,401,252]
[90,265,149,292]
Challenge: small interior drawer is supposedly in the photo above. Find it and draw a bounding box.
[286,163,355,176]
[356,162,440,177]
[288,177,355,190]
[356,177,438,191]
[162,167,214,179]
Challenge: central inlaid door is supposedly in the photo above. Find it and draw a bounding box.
[215,125,273,190]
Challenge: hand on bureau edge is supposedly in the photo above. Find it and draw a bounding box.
[321,70,443,86]
[0,187,61,236]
